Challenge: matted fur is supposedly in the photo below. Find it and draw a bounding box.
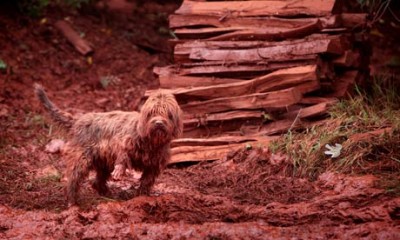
[34,84,183,206]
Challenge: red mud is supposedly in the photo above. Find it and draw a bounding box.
[1,1,400,239]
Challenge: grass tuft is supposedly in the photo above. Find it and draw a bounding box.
[270,73,400,178]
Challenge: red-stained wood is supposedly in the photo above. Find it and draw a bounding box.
[207,19,322,41]
[55,20,93,56]
[169,14,339,29]
[175,0,337,17]
[180,87,302,114]
[333,50,360,68]
[170,137,273,164]
[174,34,341,62]
[187,37,346,62]
[157,73,244,89]
[171,135,278,147]
[340,13,368,29]
[281,102,331,119]
[329,71,358,98]
[156,57,318,80]
[149,65,318,102]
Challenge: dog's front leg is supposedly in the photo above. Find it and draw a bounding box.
[111,149,130,180]
[137,167,160,196]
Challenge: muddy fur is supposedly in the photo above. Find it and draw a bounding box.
[34,84,183,206]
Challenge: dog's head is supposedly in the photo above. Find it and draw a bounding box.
[138,90,183,145]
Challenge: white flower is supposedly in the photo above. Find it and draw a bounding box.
[324,143,342,158]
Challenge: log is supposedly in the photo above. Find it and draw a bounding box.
[183,101,334,134]
[174,34,341,62]
[173,19,323,41]
[54,20,93,56]
[148,65,318,102]
[329,70,358,98]
[175,0,338,17]
[300,97,338,105]
[184,110,265,129]
[281,102,331,119]
[156,57,318,79]
[156,73,244,89]
[188,37,346,62]
[169,14,339,29]
[183,121,253,138]
[340,13,368,29]
[172,135,278,147]
[170,138,273,164]
[182,104,333,138]
[207,19,322,41]
[180,87,302,114]
[242,119,298,136]
[333,50,360,68]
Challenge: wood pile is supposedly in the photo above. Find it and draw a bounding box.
[152,0,370,164]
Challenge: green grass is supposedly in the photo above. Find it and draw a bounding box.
[270,73,400,178]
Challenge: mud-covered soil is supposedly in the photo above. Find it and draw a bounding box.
[1,1,400,239]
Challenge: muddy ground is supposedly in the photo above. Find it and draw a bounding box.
[1,1,400,239]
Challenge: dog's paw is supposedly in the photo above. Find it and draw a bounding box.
[111,164,125,180]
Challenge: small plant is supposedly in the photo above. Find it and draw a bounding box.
[271,73,400,178]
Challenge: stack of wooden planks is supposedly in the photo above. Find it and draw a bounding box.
[153,0,370,164]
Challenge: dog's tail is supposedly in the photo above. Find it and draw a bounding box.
[34,83,75,128]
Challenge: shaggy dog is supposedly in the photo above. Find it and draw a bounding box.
[35,84,183,206]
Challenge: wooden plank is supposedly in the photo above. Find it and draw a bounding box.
[340,13,368,28]
[174,34,340,62]
[54,20,93,56]
[157,73,244,89]
[183,110,265,128]
[149,65,318,102]
[172,135,278,147]
[300,97,338,105]
[188,37,345,62]
[207,19,321,41]
[328,71,358,98]
[173,19,322,40]
[241,119,297,136]
[169,14,339,29]
[183,102,334,135]
[175,0,337,17]
[180,87,303,114]
[281,102,331,119]
[333,50,360,67]
[157,58,317,79]
[170,138,273,164]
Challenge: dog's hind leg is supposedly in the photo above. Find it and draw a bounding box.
[92,160,111,196]
[66,148,92,206]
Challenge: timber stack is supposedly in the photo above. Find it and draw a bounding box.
[150,0,370,164]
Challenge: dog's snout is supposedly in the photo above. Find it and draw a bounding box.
[155,120,164,126]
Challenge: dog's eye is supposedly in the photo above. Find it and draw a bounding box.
[168,112,174,120]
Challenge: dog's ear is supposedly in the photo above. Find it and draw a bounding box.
[172,106,183,139]
[137,115,147,138]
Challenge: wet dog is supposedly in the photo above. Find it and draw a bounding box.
[35,84,183,206]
